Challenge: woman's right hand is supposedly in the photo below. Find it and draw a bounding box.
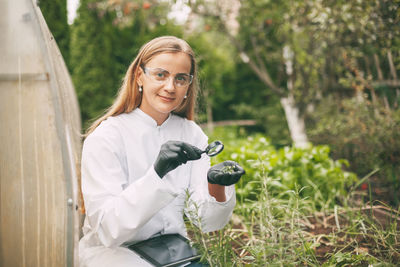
[154,141,203,178]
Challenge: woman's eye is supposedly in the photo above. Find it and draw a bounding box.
[176,75,187,81]
[156,72,165,78]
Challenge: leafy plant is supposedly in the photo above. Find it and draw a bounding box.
[207,127,358,211]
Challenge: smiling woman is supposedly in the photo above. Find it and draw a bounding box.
[137,52,192,125]
[79,36,245,267]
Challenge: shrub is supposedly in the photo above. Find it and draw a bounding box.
[308,95,400,205]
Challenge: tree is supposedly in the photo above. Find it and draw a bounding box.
[39,0,70,63]
[186,32,236,129]
[70,0,118,127]
[187,0,400,146]
[187,0,310,146]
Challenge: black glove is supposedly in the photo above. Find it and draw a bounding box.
[207,160,245,186]
[154,141,203,178]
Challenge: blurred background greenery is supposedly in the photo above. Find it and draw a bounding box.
[40,0,399,205]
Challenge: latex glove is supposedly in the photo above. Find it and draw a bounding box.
[207,160,245,186]
[154,141,203,178]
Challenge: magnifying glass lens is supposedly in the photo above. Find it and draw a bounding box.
[206,141,224,157]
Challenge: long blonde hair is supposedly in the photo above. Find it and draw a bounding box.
[85,36,198,135]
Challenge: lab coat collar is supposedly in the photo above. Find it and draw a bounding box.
[133,108,172,128]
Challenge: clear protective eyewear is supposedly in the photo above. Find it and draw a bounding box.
[142,67,193,87]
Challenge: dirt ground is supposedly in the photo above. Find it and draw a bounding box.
[308,205,400,263]
[308,178,400,264]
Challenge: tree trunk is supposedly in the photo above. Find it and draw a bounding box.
[280,94,309,147]
[204,88,214,133]
[282,45,308,147]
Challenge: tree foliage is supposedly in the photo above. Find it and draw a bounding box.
[234,0,400,108]
[70,0,118,127]
[39,0,70,62]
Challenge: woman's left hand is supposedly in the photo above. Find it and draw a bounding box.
[207,160,245,186]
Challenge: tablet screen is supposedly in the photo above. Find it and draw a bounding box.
[127,234,201,267]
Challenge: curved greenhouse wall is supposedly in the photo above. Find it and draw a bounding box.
[0,0,81,266]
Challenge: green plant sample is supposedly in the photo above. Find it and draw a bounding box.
[221,165,236,174]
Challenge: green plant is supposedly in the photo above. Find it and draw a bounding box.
[184,190,241,267]
[235,166,320,266]
[207,127,358,211]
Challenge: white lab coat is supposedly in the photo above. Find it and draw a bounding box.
[79,108,236,267]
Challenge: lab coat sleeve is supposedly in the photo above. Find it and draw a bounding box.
[81,132,179,248]
[184,128,236,232]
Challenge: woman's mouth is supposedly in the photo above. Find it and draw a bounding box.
[158,95,175,102]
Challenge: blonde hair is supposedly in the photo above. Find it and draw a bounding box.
[85,36,198,135]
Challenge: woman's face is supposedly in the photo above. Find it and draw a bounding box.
[137,52,192,125]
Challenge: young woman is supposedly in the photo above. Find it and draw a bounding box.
[79,36,245,266]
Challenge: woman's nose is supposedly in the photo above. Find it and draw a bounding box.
[164,76,176,92]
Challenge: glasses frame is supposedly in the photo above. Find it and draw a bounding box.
[142,67,194,87]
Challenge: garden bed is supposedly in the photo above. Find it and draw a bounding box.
[188,129,400,266]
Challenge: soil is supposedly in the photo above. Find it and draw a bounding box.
[302,177,400,264]
[307,206,400,264]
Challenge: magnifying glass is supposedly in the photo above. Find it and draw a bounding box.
[201,140,224,157]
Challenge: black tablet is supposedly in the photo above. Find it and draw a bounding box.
[127,234,201,267]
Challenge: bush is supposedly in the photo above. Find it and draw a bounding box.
[207,126,357,210]
[308,95,400,204]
